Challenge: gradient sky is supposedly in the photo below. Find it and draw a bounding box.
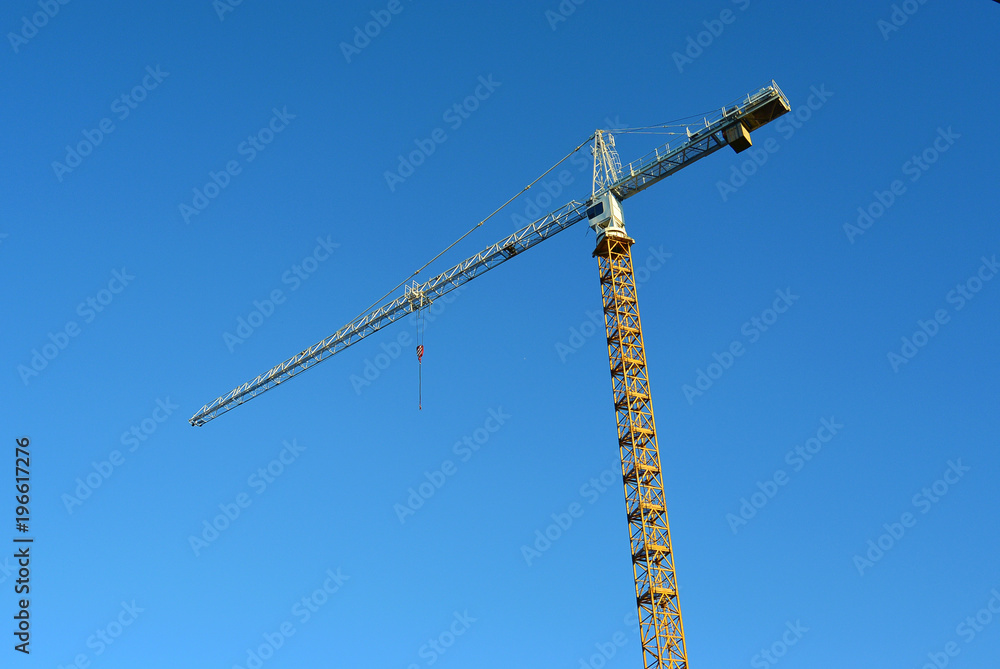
[3,1,999,668]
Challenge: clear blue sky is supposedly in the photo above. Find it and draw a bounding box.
[3,1,999,667]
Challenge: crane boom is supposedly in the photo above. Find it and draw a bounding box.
[190,200,589,425]
[190,80,789,427]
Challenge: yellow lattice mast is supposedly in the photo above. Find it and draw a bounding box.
[595,225,687,667]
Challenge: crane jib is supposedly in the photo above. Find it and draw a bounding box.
[189,200,591,426]
[190,81,789,427]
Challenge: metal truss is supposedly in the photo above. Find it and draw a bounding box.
[191,81,789,435]
[190,76,793,669]
[596,233,687,669]
[607,80,790,203]
[190,200,589,425]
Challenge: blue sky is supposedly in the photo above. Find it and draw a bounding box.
[3,1,999,667]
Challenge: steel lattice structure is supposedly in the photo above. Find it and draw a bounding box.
[191,80,792,669]
[189,200,589,425]
[597,233,687,669]
[190,81,788,427]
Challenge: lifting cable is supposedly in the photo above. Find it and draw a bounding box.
[347,134,595,411]
[416,305,425,410]
[361,118,714,412]
[354,134,596,322]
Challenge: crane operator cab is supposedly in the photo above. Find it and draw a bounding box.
[586,192,626,244]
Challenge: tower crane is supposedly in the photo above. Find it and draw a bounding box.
[191,81,790,669]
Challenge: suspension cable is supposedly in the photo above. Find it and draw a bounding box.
[354,134,596,317]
